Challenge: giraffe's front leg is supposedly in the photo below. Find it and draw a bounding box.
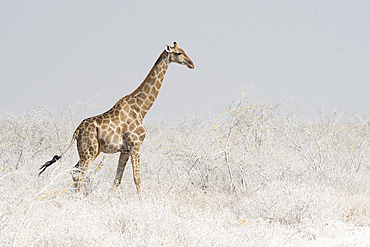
[131,146,142,194]
[113,152,130,187]
[128,124,146,196]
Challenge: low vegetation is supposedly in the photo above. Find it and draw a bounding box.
[0,94,369,246]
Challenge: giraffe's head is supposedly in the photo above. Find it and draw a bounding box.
[165,42,194,69]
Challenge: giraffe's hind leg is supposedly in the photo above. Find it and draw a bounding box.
[71,160,92,191]
[71,129,100,192]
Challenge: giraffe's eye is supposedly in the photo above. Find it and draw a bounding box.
[175,52,181,56]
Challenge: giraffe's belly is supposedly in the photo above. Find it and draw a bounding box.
[98,134,129,154]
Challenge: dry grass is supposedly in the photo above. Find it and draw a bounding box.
[1,94,369,246]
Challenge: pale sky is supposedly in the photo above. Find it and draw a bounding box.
[1,1,369,120]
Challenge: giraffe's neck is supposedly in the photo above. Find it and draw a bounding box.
[126,51,169,119]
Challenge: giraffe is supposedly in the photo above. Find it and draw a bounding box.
[39,42,194,194]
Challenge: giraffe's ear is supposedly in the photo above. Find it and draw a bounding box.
[165,45,173,53]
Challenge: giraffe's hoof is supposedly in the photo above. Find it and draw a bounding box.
[113,179,120,187]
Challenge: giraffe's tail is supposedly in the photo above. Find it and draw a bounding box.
[38,128,80,176]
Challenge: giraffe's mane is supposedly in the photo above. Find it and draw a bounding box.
[125,50,168,99]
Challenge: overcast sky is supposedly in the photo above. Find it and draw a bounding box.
[1,1,369,120]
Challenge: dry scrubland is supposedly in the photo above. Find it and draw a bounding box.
[0,94,369,246]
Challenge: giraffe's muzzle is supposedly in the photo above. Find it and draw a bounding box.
[186,60,194,69]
